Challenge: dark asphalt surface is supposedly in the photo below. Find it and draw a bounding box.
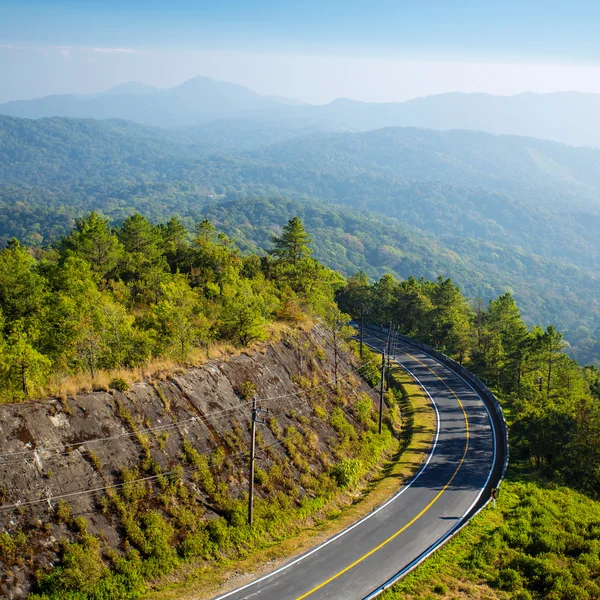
[215,333,499,600]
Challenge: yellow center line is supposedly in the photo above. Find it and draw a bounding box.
[295,351,469,600]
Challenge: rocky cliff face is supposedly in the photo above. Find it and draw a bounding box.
[0,325,379,598]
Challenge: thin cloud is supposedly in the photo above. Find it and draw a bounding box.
[0,44,139,54]
[90,47,138,54]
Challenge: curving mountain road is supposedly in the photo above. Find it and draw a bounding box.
[214,333,505,600]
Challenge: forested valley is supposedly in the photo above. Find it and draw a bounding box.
[0,211,599,598]
[2,115,600,366]
[2,208,599,494]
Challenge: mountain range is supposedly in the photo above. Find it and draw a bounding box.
[2,76,600,147]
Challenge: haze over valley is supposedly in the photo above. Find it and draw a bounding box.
[2,83,600,363]
[2,3,600,599]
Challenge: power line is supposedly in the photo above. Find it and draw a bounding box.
[0,355,381,468]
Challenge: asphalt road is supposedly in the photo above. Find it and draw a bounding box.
[215,332,501,600]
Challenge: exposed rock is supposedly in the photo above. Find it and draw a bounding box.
[0,325,377,598]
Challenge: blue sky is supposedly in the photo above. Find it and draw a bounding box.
[2,1,600,103]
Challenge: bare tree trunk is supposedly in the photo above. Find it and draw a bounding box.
[21,361,28,396]
[547,355,552,400]
[333,328,338,388]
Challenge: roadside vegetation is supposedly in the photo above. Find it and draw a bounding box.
[2,213,599,599]
[347,275,600,600]
[380,476,600,600]
[339,272,600,496]
[146,362,436,600]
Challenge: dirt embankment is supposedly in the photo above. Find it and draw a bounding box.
[0,325,378,599]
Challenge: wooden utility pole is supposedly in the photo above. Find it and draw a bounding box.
[248,396,257,526]
[248,398,268,526]
[359,305,364,358]
[384,323,392,391]
[379,349,386,434]
[333,326,338,388]
[387,325,397,391]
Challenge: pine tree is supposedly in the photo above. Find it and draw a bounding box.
[269,217,312,266]
[60,212,123,279]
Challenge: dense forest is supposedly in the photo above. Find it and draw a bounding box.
[1,213,600,599]
[338,273,600,496]
[200,197,600,366]
[0,212,341,402]
[1,115,600,365]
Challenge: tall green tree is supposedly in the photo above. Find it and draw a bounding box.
[60,212,123,279]
[269,216,312,266]
[2,321,51,399]
[0,238,45,327]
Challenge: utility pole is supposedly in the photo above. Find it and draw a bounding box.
[387,325,397,391]
[248,398,268,526]
[384,322,392,391]
[333,325,338,388]
[359,304,364,359]
[379,348,386,434]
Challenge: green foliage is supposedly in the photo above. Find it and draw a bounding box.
[55,501,73,525]
[354,393,373,423]
[34,535,105,596]
[345,271,600,497]
[0,531,27,566]
[382,479,600,600]
[109,377,130,392]
[2,116,600,364]
[201,197,600,367]
[0,213,341,400]
[331,459,363,488]
[329,407,356,442]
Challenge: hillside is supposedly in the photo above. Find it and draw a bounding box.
[0,326,390,599]
[0,211,599,599]
[199,197,600,365]
[1,115,600,363]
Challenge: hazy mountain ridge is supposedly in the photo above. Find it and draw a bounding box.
[2,76,600,147]
[0,76,292,126]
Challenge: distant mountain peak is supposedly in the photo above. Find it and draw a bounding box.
[100,82,158,96]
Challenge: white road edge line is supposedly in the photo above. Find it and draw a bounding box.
[362,342,499,599]
[212,341,441,600]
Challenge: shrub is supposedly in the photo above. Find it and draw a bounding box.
[179,529,210,559]
[109,377,130,392]
[88,450,102,471]
[354,393,373,423]
[35,536,105,595]
[0,534,16,564]
[238,381,256,400]
[313,403,328,420]
[329,407,356,441]
[73,516,88,535]
[254,468,269,486]
[55,500,72,525]
[331,459,363,488]
[495,568,522,591]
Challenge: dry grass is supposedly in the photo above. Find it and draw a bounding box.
[30,322,307,402]
[143,365,436,600]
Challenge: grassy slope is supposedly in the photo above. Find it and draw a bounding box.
[380,471,600,600]
[145,364,436,599]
